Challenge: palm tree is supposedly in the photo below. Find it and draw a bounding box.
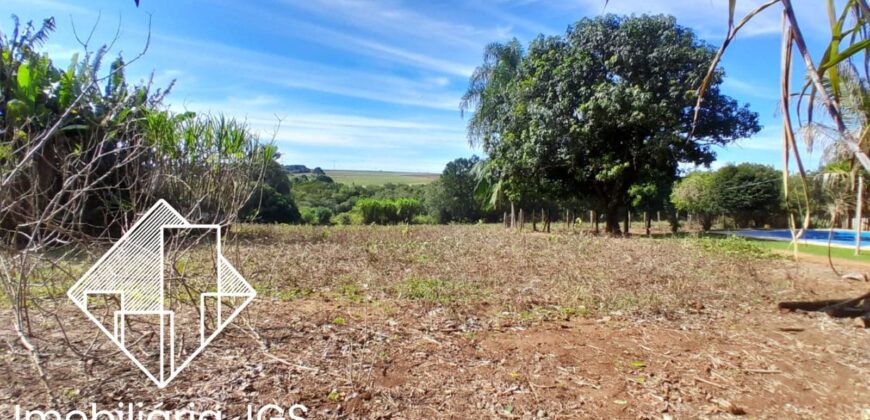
[803,63,869,231]
[459,39,524,148]
[803,63,869,165]
[819,161,855,228]
[460,39,524,226]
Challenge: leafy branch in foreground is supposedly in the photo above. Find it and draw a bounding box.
[692,0,869,255]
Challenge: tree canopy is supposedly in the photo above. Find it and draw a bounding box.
[463,14,761,233]
[672,163,783,230]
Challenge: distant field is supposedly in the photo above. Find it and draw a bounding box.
[322,169,439,186]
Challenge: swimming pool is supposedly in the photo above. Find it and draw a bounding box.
[724,229,870,249]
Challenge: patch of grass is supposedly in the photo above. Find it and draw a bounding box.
[338,282,364,303]
[693,235,780,259]
[265,286,312,301]
[396,277,483,304]
[511,305,590,323]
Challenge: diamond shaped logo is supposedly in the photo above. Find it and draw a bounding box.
[67,200,256,388]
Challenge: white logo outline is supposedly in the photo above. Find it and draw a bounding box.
[67,200,256,388]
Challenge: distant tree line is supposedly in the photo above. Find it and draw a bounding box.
[271,156,500,226]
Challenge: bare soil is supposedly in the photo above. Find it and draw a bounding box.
[2,225,869,418]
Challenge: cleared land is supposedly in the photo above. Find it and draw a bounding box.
[2,225,870,418]
[321,169,439,186]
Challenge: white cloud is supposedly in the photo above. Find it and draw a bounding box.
[220,3,477,77]
[732,126,782,151]
[172,97,467,150]
[350,38,475,77]
[284,0,505,50]
[151,33,463,110]
[721,77,779,101]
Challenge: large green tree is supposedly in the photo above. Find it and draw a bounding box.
[671,163,783,230]
[428,156,487,223]
[713,163,782,228]
[671,171,719,231]
[468,15,761,233]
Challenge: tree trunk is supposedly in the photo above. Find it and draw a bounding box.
[532,208,537,232]
[570,210,576,232]
[594,210,600,234]
[701,215,713,231]
[623,211,631,236]
[604,208,621,234]
[510,202,516,229]
[545,209,551,233]
[644,211,651,236]
[519,208,525,231]
[503,211,509,228]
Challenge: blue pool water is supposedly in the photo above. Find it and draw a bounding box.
[727,229,870,248]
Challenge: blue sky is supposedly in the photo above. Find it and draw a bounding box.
[3,0,833,172]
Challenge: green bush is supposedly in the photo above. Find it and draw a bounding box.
[301,207,333,225]
[330,211,363,225]
[395,198,422,222]
[412,214,437,225]
[241,184,302,223]
[354,198,422,224]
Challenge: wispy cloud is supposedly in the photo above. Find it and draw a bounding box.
[219,2,477,77]
[350,38,475,77]
[174,97,467,150]
[284,0,505,50]
[465,0,559,36]
[150,33,463,110]
[731,126,782,151]
[721,77,779,101]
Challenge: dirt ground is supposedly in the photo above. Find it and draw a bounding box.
[2,225,870,418]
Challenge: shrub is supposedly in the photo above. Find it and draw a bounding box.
[354,198,422,224]
[301,207,333,225]
[330,211,363,225]
[241,184,302,223]
[395,198,423,222]
[412,214,437,225]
